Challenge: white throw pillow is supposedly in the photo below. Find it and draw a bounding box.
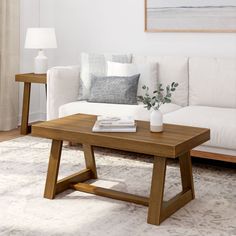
[78,53,132,100]
[107,61,158,97]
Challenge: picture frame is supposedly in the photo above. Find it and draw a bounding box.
[144,0,236,32]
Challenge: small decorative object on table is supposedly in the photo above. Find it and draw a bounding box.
[92,116,136,132]
[138,82,179,132]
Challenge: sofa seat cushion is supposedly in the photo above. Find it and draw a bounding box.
[59,101,181,121]
[163,106,236,150]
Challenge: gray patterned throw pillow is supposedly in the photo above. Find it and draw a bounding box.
[88,74,140,104]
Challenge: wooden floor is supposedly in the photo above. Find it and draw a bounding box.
[0,126,22,142]
[0,122,42,142]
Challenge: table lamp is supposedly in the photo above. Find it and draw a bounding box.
[25,28,57,74]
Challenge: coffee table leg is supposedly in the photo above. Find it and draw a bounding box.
[147,156,167,225]
[179,151,195,199]
[44,139,63,199]
[83,144,97,179]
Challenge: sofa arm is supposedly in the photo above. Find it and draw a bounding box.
[47,66,80,120]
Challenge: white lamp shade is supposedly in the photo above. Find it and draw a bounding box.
[25,28,57,49]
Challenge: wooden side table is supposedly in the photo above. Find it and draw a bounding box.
[15,73,47,135]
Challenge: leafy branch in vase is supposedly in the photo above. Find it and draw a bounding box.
[137,82,179,110]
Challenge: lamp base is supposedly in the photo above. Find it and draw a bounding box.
[34,50,48,74]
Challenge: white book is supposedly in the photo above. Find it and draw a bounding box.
[97,116,135,127]
[92,121,136,133]
[98,121,135,127]
[97,116,135,122]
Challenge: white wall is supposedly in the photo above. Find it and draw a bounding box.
[52,0,236,66]
[19,0,55,123]
[20,0,236,122]
[20,0,41,123]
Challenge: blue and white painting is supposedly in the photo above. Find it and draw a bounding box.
[146,0,236,31]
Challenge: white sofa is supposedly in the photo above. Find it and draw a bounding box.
[47,55,236,163]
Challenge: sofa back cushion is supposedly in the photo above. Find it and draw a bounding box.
[132,55,189,107]
[189,58,236,108]
[78,53,132,100]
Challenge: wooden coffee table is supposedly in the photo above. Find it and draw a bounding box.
[32,114,210,225]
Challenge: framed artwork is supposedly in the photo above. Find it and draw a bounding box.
[145,0,236,32]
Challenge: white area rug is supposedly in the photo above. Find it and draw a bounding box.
[0,136,235,236]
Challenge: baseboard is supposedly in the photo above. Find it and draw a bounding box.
[38,112,46,121]
[18,112,46,125]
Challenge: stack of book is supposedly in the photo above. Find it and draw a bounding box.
[92,116,136,132]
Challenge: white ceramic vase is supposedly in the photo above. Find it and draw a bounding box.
[150,109,163,132]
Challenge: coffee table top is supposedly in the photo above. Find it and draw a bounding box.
[32,114,210,158]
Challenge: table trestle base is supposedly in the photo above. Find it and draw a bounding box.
[44,139,195,225]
